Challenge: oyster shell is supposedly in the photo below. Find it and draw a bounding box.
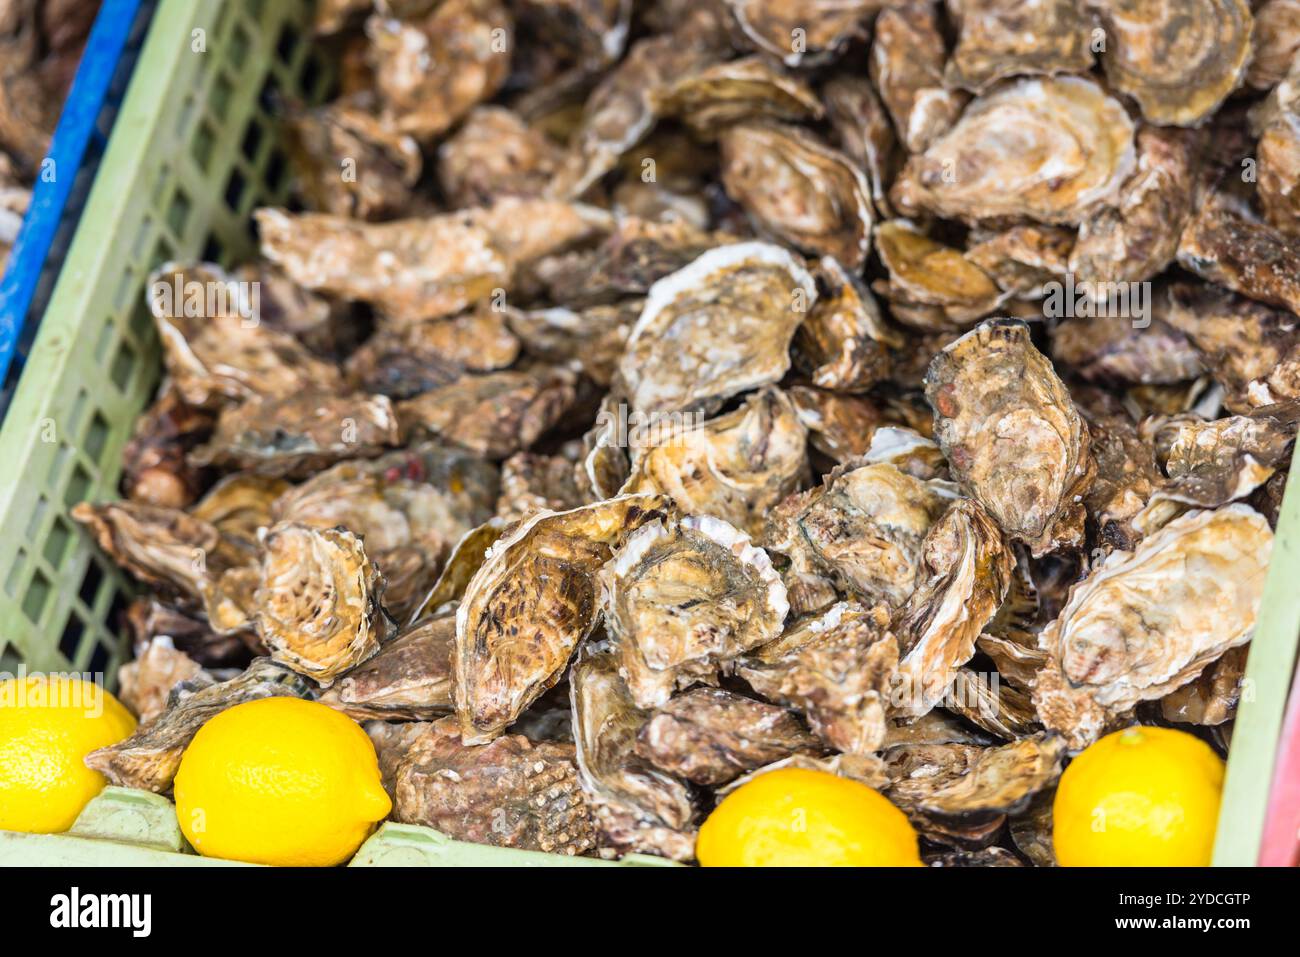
[719,123,873,268]
[892,76,1135,225]
[72,502,222,603]
[874,220,1004,330]
[116,638,206,725]
[926,320,1094,555]
[84,659,310,793]
[870,1,967,153]
[410,517,510,622]
[1033,505,1272,748]
[120,388,214,510]
[634,688,819,785]
[1248,0,1300,90]
[1078,408,1163,551]
[189,473,290,565]
[1160,644,1247,726]
[620,387,808,537]
[656,55,823,135]
[496,451,587,523]
[736,601,898,754]
[1150,404,1299,508]
[944,0,1096,93]
[318,615,455,720]
[964,224,1074,298]
[1051,313,1204,385]
[1091,0,1252,127]
[788,386,885,465]
[944,668,1039,741]
[436,106,562,208]
[722,0,875,67]
[822,74,899,219]
[618,241,816,416]
[603,514,788,708]
[390,717,598,855]
[254,523,390,685]
[892,498,1014,717]
[505,301,637,387]
[570,646,697,860]
[793,256,897,392]
[454,494,671,743]
[884,735,1067,820]
[1252,62,1300,237]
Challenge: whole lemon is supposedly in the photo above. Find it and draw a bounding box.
[174,697,391,866]
[0,674,136,833]
[697,767,923,866]
[1053,726,1224,867]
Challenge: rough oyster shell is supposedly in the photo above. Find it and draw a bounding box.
[926,319,1094,555]
[410,517,510,623]
[719,123,873,268]
[788,386,885,465]
[496,451,587,523]
[1248,0,1300,90]
[1091,0,1253,127]
[870,1,967,153]
[944,0,1097,93]
[1052,314,1204,386]
[436,106,562,208]
[874,220,1004,330]
[120,388,214,510]
[822,74,899,220]
[254,523,390,685]
[116,638,206,725]
[794,256,897,392]
[634,687,819,785]
[505,301,637,388]
[736,601,898,754]
[1150,404,1299,508]
[1252,62,1300,237]
[1033,505,1272,749]
[964,224,1074,298]
[604,514,788,708]
[454,494,671,743]
[1160,644,1247,726]
[722,0,875,67]
[318,615,455,721]
[892,76,1135,225]
[618,241,816,416]
[72,501,222,603]
[656,55,823,135]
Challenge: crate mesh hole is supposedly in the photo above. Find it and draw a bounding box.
[64,462,93,509]
[42,516,73,568]
[22,568,52,625]
[78,560,104,610]
[5,549,26,599]
[265,149,288,193]
[110,339,138,392]
[83,410,111,463]
[228,25,252,68]
[210,72,235,121]
[275,21,300,64]
[58,613,84,664]
[225,166,247,212]
[241,119,264,162]
[202,234,224,264]
[166,186,192,239]
[191,121,217,172]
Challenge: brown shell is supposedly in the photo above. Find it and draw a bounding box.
[944,0,1097,93]
[884,735,1067,820]
[1253,65,1300,236]
[870,2,967,153]
[120,388,215,510]
[722,0,875,67]
[116,639,206,725]
[788,386,885,465]
[821,74,900,219]
[1160,644,1247,726]
[656,55,823,135]
[318,615,456,721]
[874,220,1004,330]
[1051,314,1204,385]
[1248,0,1300,90]
[436,106,562,208]
[72,501,221,603]
[505,301,638,388]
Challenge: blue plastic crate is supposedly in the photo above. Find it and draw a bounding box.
[0,0,155,414]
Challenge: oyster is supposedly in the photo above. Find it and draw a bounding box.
[436,106,562,208]
[634,688,819,785]
[72,501,221,602]
[892,498,1014,717]
[620,387,808,537]
[254,523,390,685]
[116,638,206,725]
[505,302,637,387]
[788,386,884,465]
[1078,408,1163,551]
[926,320,1094,555]
[1252,62,1300,237]
[722,0,875,67]
[944,669,1039,741]
[617,242,816,416]
[892,76,1135,225]
[822,74,899,219]
[84,659,310,793]
[736,601,898,754]
[397,366,578,459]
[1160,645,1247,726]
[191,390,401,478]
[1248,0,1300,90]
[1033,505,1272,748]
[603,514,788,708]
[964,224,1073,298]
[1091,0,1252,127]
[927,847,1024,867]
[717,751,892,795]
[870,1,967,153]
[1150,404,1299,508]
[570,646,697,860]
[884,735,1067,820]
[719,123,873,268]
[318,616,455,721]
[496,451,586,523]
[793,256,896,392]
[454,494,671,743]
[944,0,1096,93]
[874,220,1004,330]
[1051,314,1204,385]
[411,517,510,622]
[189,473,290,565]
[120,388,214,510]
[390,717,597,855]
[125,598,251,668]
[656,56,823,135]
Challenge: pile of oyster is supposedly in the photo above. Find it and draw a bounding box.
[0,0,100,271]
[77,0,1296,866]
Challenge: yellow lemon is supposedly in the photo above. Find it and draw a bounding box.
[1053,726,1224,867]
[174,697,391,866]
[0,674,136,833]
[697,767,923,866]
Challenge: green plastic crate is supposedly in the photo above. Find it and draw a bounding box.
[0,0,1297,868]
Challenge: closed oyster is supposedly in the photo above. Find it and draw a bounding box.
[318,616,455,721]
[570,647,697,860]
[788,386,885,464]
[454,494,671,743]
[722,0,875,67]
[737,601,898,754]
[72,501,221,603]
[84,659,310,793]
[1069,126,1202,285]
[963,224,1073,298]
[1078,408,1163,551]
[191,390,401,478]
[884,735,1067,820]
[436,106,562,208]
[892,498,1014,717]
[618,242,816,416]
[944,0,1096,93]
[120,388,214,510]
[411,517,510,622]
[1252,62,1300,236]
[116,638,206,725]
[1033,505,1272,748]
[1160,644,1247,726]
[189,473,291,565]
[719,123,873,268]
[656,56,823,135]
[635,688,818,785]
[1150,404,1299,508]
[870,1,967,153]
[604,514,788,708]
[874,221,1004,330]
[397,366,578,459]
[505,302,637,387]
[765,461,957,616]
[892,76,1135,225]
[1090,0,1252,127]
[391,717,597,855]
[148,262,344,409]
[926,320,1094,555]
[620,387,808,536]
[794,256,897,392]
[944,669,1039,741]
[256,200,610,325]
[254,523,390,685]
[496,451,586,523]
[1248,0,1300,90]
[822,74,899,219]
[1051,314,1204,385]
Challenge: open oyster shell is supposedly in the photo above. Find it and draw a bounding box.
[618,241,816,416]
[454,494,671,743]
[944,0,1096,93]
[926,320,1094,555]
[85,659,310,793]
[620,387,808,537]
[892,76,1135,225]
[1033,505,1273,749]
[634,687,819,785]
[1090,0,1253,127]
[604,514,788,708]
[254,523,390,685]
[319,615,455,721]
[737,600,898,754]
